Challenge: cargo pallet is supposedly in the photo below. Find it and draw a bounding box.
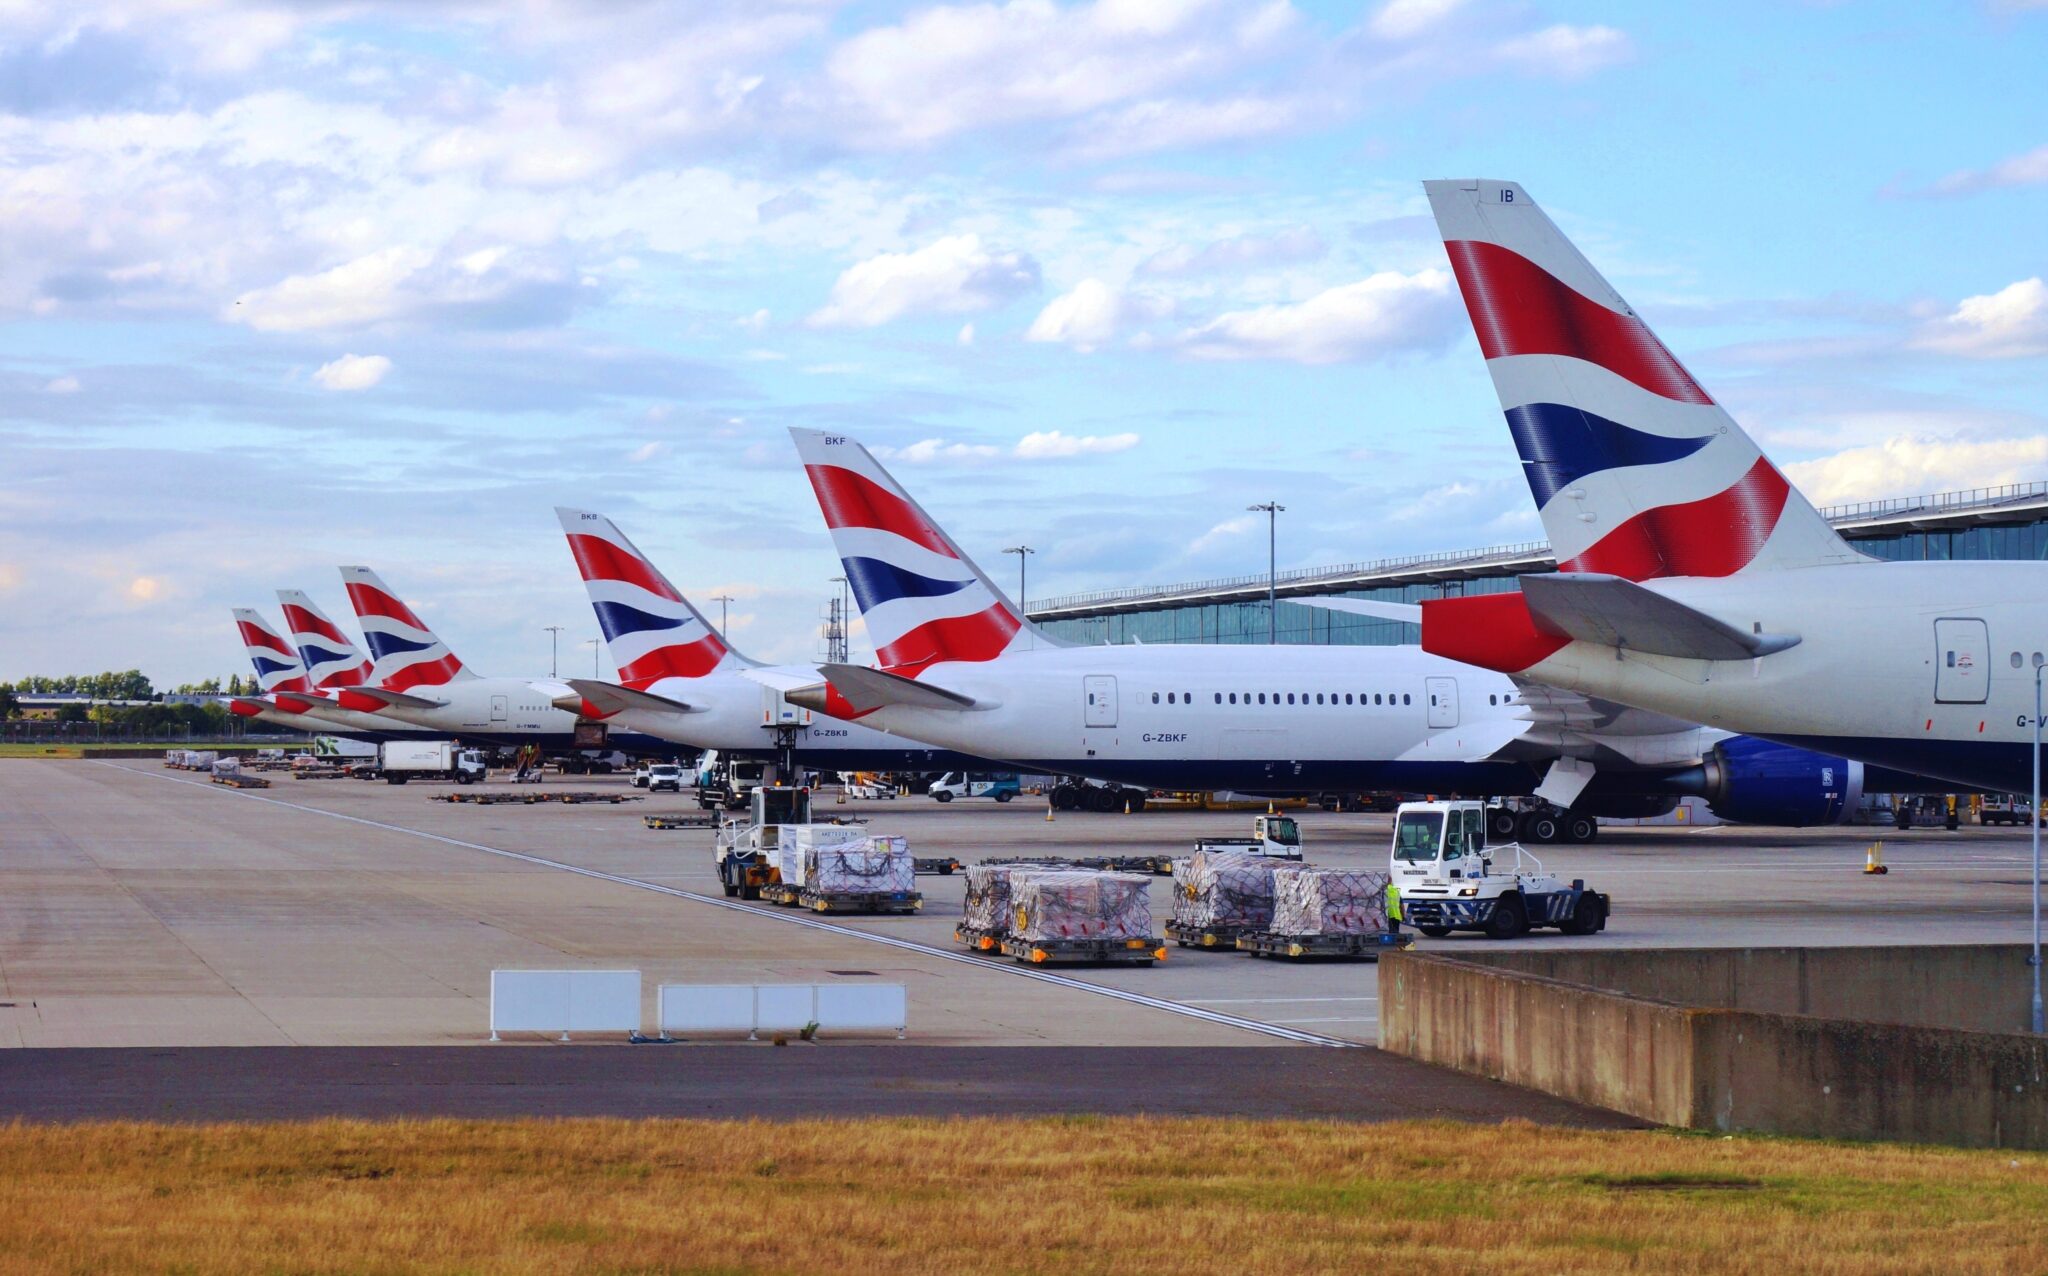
[643,813,716,830]
[210,773,271,789]
[1235,930,1411,961]
[435,791,644,805]
[1165,920,1253,949]
[915,856,963,875]
[953,924,1006,953]
[759,883,922,914]
[291,767,350,779]
[995,854,1176,877]
[998,935,1166,965]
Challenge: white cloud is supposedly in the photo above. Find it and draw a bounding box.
[1014,430,1140,458]
[1027,279,1125,350]
[1178,268,1457,363]
[808,235,1040,328]
[1137,224,1325,277]
[880,438,1006,463]
[1491,24,1633,78]
[310,353,393,391]
[957,322,976,345]
[230,248,429,333]
[1925,143,2048,196]
[824,0,1302,148]
[1786,435,2048,506]
[1065,92,1314,161]
[43,376,81,394]
[1913,278,2048,358]
[736,308,771,333]
[1188,513,1257,554]
[627,440,668,463]
[1369,0,1467,40]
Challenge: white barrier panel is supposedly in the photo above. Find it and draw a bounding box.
[490,969,640,1040]
[816,983,907,1035]
[658,984,755,1034]
[656,983,908,1039]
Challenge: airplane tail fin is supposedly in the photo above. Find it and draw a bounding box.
[337,567,475,690]
[788,428,1063,677]
[1424,179,1861,580]
[274,590,374,688]
[554,508,751,686]
[232,608,312,694]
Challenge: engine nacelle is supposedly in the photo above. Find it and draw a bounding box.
[1699,737,1863,827]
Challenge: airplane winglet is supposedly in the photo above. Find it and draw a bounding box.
[818,663,982,713]
[1520,573,1801,661]
[558,678,696,716]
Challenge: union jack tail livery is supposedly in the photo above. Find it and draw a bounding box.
[337,567,474,691]
[789,428,1060,678]
[275,589,374,689]
[1424,180,1860,582]
[555,508,749,686]
[233,608,312,695]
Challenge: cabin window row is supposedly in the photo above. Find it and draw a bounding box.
[1150,691,1414,706]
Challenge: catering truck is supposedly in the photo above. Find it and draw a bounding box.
[378,740,487,785]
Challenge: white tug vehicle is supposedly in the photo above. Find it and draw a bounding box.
[1390,800,1610,940]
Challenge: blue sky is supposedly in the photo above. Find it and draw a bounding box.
[4,0,2048,682]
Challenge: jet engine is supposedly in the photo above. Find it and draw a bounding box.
[1696,737,1863,827]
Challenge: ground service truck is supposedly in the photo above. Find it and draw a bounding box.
[1389,800,1609,940]
[1192,814,1303,860]
[379,740,487,785]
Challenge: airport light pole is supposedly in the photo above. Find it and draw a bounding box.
[710,594,735,636]
[584,637,600,677]
[2034,655,2044,1034]
[543,625,563,678]
[1247,502,1284,644]
[1003,545,1034,611]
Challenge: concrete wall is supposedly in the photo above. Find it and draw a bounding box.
[1380,946,2048,1148]
[1458,944,2038,1035]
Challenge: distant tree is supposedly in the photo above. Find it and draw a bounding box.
[0,684,15,718]
[55,703,88,724]
[226,673,245,696]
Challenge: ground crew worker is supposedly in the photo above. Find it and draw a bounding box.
[1385,881,1401,935]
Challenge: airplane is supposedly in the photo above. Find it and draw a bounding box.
[543,507,1009,774]
[779,426,1942,835]
[322,565,674,755]
[1418,179,2040,795]
[258,589,445,736]
[225,607,431,741]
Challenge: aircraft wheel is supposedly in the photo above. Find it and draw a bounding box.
[1519,811,1560,844]
[1566,814,1598,843]
[1487,808,1519,840]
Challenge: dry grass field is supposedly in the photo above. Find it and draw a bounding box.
[0,1116,2042,1274]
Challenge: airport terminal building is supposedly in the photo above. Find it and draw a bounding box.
[1027,482,2048,647]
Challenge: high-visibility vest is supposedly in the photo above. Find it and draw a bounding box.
[1385,883,1401,922]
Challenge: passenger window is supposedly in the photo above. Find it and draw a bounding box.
[1374,694,1382,705]
[1228,693,1237,704]
[1286,693,1295,705]
[1316,693,1324,705]
[1345,693,1353,705]
[1152,692,1160,704]
[1257,693,1266,705]
[1403,693,1412,705]
[1215,693,1223,704]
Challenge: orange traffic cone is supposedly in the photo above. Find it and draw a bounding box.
[1864,841,1889,875]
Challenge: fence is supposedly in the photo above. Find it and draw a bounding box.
[657,983,907,1040]
[488,969,641,1041]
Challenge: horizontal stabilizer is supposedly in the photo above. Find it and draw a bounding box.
[561,678,695,717]
[820,663,981,713]
[1521,573,1800,661]
[1292,597,1422,625]
[335,685,446,711]
[740,666,827,694]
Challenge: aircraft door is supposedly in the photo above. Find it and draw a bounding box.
[490,694,509,722]
[1424,677,1459,728]
[1934,618,1989,704]
[1084,676,1118,728]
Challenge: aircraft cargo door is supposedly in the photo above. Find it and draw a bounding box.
[1934,618,1988,704]
[1424,677,1459,728]
[490,694,508,722]
[1084,676,1118,728]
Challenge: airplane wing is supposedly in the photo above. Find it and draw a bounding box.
[819,663,982,712]
[334,686,447,710]
[1291,597,1422,625]
[556,678,696,717]
[1520,573,1800,661]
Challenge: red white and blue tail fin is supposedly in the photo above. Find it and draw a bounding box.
[233,608,312,695]
[555,508,751,685]
[788,428,1062,677]
[274,589,374,688]
[1425,180,1861,580]
[337,567,475,691]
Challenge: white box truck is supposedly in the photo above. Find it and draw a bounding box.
[379,740,487,785]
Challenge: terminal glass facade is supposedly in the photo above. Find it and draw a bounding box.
[1035,517,2048,647]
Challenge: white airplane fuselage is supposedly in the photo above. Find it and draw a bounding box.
[1490,561,2048,794]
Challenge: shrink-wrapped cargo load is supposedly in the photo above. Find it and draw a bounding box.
[803,837,915,896]
[1171,850,1278,931]
[773,824,869,887]
[962,863,1027,934]
[1270,867,1391,936]
[1012,871,1153,942]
